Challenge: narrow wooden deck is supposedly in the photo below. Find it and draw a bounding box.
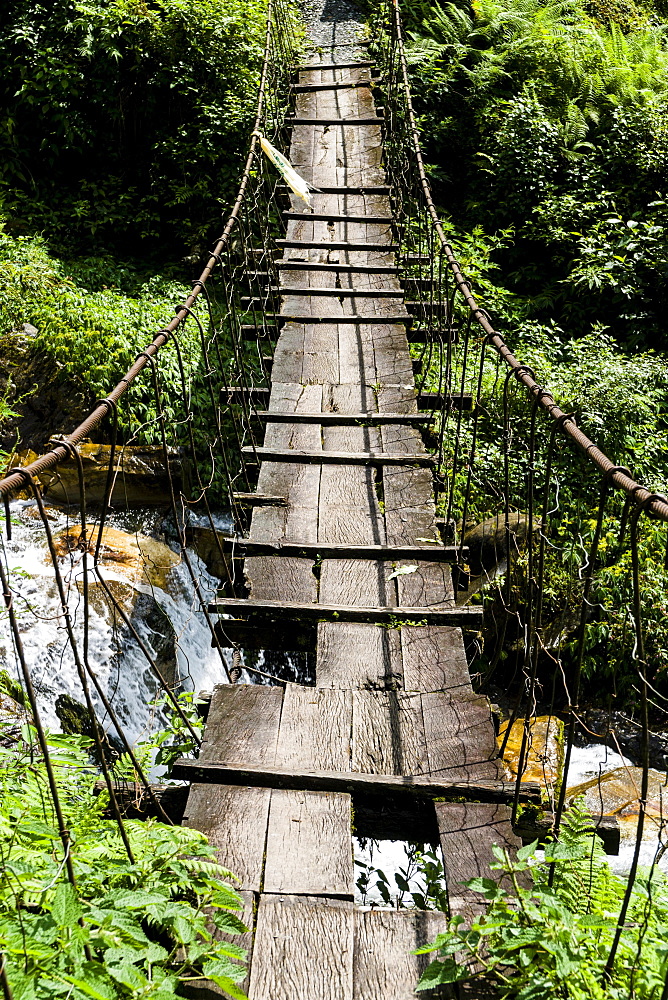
[181,52,522,998]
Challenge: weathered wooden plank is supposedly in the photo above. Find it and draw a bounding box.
[401,625,472,692]
[224,540,464,561]
[254,410,430,423]
[276,685,352,771]
[352,689,428,775]
[182,685,284,892]
[209,596,482,628]
[248,895,354,1000]
[353,908,450,1000]
[198,684,283,764]
[242,446,436,466]
[436,802,525,920]
[246,383,321,602]
[182,785,270,892]
[263,789,353,896]
[317,622,403,689]
[173,760,541,805]
[422,689,502,783]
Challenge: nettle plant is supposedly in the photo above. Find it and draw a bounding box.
[415,801,668,999]
[0,721,248,1000]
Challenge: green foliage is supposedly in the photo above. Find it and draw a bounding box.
[402,0,668,345]
[0,722,248,1000]
[0,0,269,252]
[415,800,668,998]
[355,842,447,909]
[0,224,207,443]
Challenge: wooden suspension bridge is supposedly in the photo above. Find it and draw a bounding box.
[172,48,534,999]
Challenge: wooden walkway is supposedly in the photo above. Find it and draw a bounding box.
[180,54,522,999]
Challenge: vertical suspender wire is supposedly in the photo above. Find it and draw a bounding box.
[148,355,232,684]
[605,496,653,979]
[30,481,135,863]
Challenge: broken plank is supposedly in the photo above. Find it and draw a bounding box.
[213,620,316,653]
[231,492,288,507]
[172,760,542,805]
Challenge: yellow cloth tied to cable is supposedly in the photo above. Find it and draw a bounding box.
[258,134,312,208]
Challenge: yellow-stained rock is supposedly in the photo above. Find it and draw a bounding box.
[498,715,564,792]
[53,525,180,592]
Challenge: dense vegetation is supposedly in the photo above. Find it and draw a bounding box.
[400,0,668,705]
[0,699,248,1000]
[0,0,268,256]
[417,801,668,998]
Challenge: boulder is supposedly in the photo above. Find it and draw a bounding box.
[54,524,180,592]
[53,526,182,691]
[567,765,668,843]
[464,511,539,576]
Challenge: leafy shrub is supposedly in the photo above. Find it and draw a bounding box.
[0,0,269,253]
[0,224,204,443]
[416,800,668,997]
[0,722,248,999]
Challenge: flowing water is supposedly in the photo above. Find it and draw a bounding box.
[0,501,228,742]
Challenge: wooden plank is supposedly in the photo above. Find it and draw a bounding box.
[401,625,472,692]
[254,412,430,423]
[268,314,409,325]
[182,685,283,892]
[198,684,283,764]
[172,760,542,805]
[276,685,353,770]
[209,597,482,628]
[352,689,428,775]
[422,689,502,783]
[276,240,400,251]
[223,540,462,561]
[245,383,321,602]
[317,622,403,689]
[248,895,354,1000]
[242,447,435,466]
[436,802,525,920]
[284,212,393,224]
[182,785,270,892]
[353,908,449,1000]
[231,492,288,507]
[263,789,353,896]
[275,261,399,273]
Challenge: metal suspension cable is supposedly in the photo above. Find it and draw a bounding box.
[387,0,668,524]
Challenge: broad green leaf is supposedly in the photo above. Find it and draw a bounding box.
[50,883,82,927]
